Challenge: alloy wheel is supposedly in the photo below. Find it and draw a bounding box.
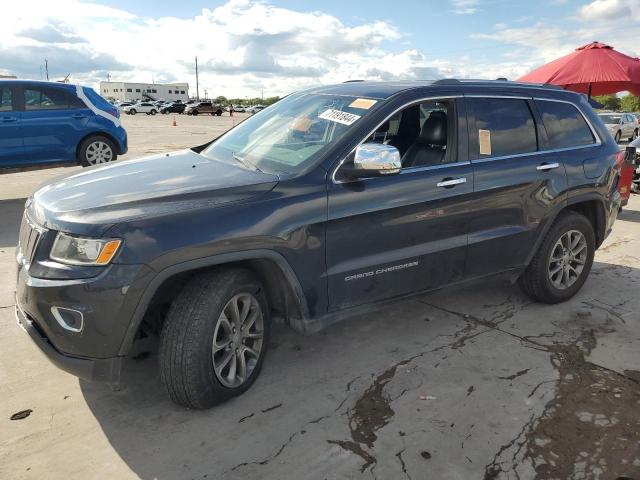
[212,293,264,388]
[547,229,587,290]
[85,141,114,165]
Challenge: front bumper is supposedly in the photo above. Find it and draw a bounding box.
[15,303,122,383]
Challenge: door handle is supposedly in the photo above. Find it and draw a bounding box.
[71,113,86,119]
[1,116,18,122]
[437,177,467,188]
[537,162,560,171]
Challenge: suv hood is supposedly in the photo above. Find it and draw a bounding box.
[30,149,279,235]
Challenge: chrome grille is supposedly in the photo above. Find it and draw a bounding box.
[17,214,44,265]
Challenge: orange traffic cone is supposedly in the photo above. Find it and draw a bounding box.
[172,116,177,127]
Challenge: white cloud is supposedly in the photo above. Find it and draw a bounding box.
[578,0,640,21]
[451,0,481,14]
[0,0,452,97]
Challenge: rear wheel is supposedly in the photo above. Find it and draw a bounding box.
[519,211,595,304]
[78,135,117,167]
[614,130,622,143]
[129,109,137,115]
[150,109,157,115]
[159,268,270,409]
[632,129,638,141]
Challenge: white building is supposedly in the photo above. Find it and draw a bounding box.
[100,81,189,102]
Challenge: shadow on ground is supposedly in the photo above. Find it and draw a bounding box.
[0,198,26,248]
[80,261,640,480]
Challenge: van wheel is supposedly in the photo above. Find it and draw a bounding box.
[518,211,595,304]
[78,135,117,166]
[159,268,270,409]
[614,131,622,143]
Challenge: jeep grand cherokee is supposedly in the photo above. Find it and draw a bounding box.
[15,79,621,408]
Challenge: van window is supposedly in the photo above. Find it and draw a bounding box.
[468,98,537,157]
[535,100,594,149]
[24,86,84,110]
[0,87,12,111]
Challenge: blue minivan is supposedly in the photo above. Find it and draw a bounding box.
[0,80,127,170]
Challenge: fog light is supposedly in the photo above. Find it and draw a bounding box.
[51,307,84,333]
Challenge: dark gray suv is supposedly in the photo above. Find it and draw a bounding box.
[15,80,622,408]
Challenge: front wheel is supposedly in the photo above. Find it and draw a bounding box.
[78,135,117,167]
[192,110,198,116]
[129,109,137,115]
[150,109,157,115]
[159,268,270,409]
[518,211,595,304]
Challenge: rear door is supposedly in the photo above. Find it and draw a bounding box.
[0,84,24,167]
[464,95,568,278]
[21,84,91,164]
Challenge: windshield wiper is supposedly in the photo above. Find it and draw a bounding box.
[232,152,263,173]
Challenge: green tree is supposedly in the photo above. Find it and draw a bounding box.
[214,95,228,105]
[620,94,640,112]
[593,94,621,110]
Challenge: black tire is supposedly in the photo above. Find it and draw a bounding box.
[159,268,270,409]
[614,130,621,143]
[150,109,157,115]
[518,211,595,304]
[192,110,198,116]
[216,110,223,116]
[631,129,638,141]
[78,135,117,167]
[130,109,137,115]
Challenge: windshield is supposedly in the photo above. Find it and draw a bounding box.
[599,114,621,124]
[202,93,378,175]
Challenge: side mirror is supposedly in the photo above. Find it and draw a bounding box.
[342,143,401,178]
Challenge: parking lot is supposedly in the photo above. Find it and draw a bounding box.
[1,114,640,479]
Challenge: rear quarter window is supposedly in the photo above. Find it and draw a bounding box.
[82,87,118,117]
[535,100,594,149]
[468,97,538,158]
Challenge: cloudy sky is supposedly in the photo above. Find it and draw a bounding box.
[1,0,638,98]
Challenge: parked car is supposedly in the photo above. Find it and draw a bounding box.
[15,79,621,408]
[598,112,638,142]
[122,102,158,115]
[0,79,127,170]
[184,101,224,116]
[160,102,186,114]
[117,102,134,109]
[628,136,640,194]
[232,105,246,113]
[247,105,265,114]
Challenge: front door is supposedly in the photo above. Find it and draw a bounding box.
[0,84,24,168]
[326,98,475,310]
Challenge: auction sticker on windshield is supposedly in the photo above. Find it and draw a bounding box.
[319,109,361,126]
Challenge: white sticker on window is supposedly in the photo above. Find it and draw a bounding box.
[319,109,361,126]
[479,129,491,155]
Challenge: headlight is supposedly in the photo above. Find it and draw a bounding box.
[50,233,122,266]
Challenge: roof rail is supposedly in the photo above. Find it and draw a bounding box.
[432,79,460,85]
[343,79,365,83]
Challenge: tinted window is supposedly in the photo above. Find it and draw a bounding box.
[24,86,84,110]
[468,98,537,157]
[536,100,594,149]
[0,87,12,111]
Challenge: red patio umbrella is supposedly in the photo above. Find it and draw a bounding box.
[518,41,640,97]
